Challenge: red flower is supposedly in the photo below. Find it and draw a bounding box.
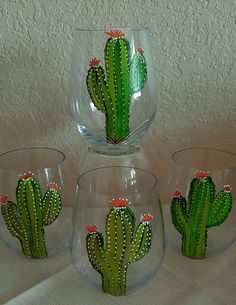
[105,29,124,38]
[0,194,8,205]
[173,190,182,198]
[85,225,97,233]
[194,171,209,179]
[223,185,231,193]
[89,58,100,67]
[141,214,154,222]
[19,171,34,180]
[136,47,144,54]
[49,182,60,190]
[112,198,129,208]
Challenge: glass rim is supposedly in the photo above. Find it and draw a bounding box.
[77,165,158,196]
[0,147,65,171]
[74,26,150,32]
[172,147,236,169]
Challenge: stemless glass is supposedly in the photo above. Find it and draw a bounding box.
[166,147,236,258]
[0,147,71,258]
[71,166,165,296]
[69,27,157,155]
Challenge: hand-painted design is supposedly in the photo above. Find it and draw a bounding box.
[171,171,232,259]
[86,29,147,144]
[0,173,62,259]
[85,198,153,296]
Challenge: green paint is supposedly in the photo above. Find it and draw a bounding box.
[171,173,232,259]
[1,174,62,259]
[85,200,153,296]
[86,30,147,143]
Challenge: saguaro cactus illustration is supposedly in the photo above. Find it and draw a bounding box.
[171,171,232,259]
[0,172,62,259]
[85,198,153,296]
[86,29,147,143]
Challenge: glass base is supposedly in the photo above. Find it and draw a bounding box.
[89,144,138,156]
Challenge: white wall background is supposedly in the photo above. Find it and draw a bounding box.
[0,0,235,200]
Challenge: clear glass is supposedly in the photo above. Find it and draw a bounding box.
[71,166,165,295]
[0,147,71,258]
[166,147,236,257]
[68,27,157,155]
[79,145,151,174]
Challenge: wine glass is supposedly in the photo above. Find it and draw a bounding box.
[0,147,71,258]
[71,166,165,296]
[166,147,236,258]
[68,27,157,156]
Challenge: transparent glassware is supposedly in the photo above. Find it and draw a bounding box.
[166,147,236,258]
[71,166,165,295]
[69,27,157,156]
[79,145,151,175]
[0,147,71,258]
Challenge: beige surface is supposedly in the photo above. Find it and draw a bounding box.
[1,205,236,305]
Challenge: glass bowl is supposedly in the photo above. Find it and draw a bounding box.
[69,27,157,155]
[166,147,236,258]
[0,147,71,258]
[71,166,165,296]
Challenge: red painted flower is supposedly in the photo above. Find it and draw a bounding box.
[0,194,8,205]
[136,47,144,54]
[173,190,182,198]
[85,225,97,233]
[194,171,209,179]
[141,214,154,222]
[49,182,60,190]
[19,171,34,180]
[223,185,231,193]
[105,29,124,38]
[112,198,129,208]
[89,58,100,67]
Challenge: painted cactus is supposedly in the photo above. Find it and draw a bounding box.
[85,198,153,296]
[0,172,62,259]
[86,29,147,143]
[171,171,232,259]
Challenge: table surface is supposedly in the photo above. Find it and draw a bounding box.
[1,206,236,305]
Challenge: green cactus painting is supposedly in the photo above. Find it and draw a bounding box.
[171,171,232,259]
[0,171,62,259]
[86,29,147,144]
[85,198,153,296]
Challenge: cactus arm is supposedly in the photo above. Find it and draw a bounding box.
[42,188,62,226]
[171,196,189,235]
[86,66,108,113]
[1,202,31,257]
[129,221,152,263]
[86,231,116,294]
[207,191,232,227]
[130,50,147,94]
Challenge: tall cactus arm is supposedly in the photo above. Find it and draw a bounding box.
[86,230,108,274]
[129,214,153,264]
[86,227,114,293]
[207,186,232,227]
[171,191,189,235]
[86,58,109,113]
[130,48,147,94]
[42,183,62,226]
